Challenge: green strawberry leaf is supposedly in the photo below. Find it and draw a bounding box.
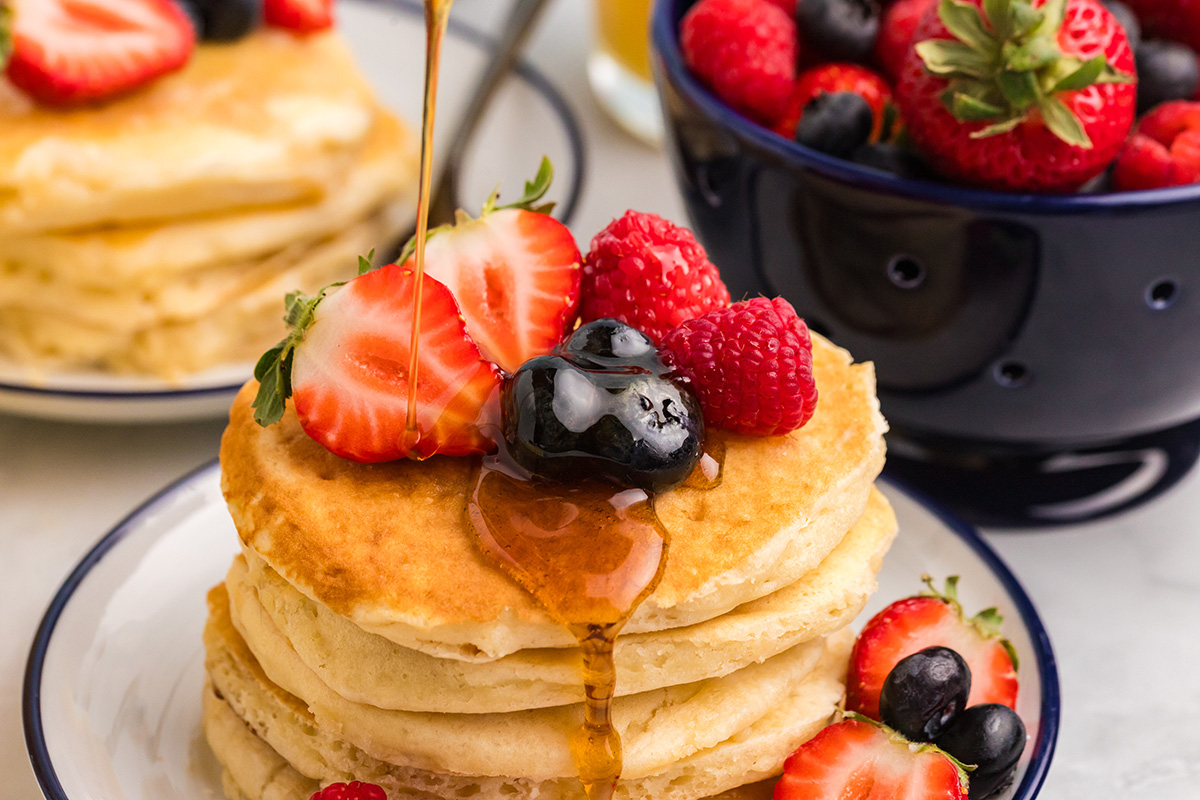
[1008,0,1044,38]
[944,89,1006,121]
[969,114,1027,137]
[939,0,999,54]
[0,5,12,71]
[1034,0,1068,35]
[998,69,1041,110]
[357,248,377,276]
[983,0,1013,39]
[1004,34,1059,71]
[251,287,338,427]
[917,39,995,78]
[1050,54,1106,93]
[482,156,556,215]
[1039,94,1092,147]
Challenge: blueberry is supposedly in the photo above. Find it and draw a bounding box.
[560,319,661,373]
[1102,0,1140,51]
[879,646,971,741]
[502,354,704,493]
[795,0,881,64]
[1137,40,1200,113]
[795,91,874,158]
[178,0,261,42]
[850,141,933,180]
[934,704,1026,800]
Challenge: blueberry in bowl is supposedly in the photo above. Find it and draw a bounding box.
[652,0,1200,525]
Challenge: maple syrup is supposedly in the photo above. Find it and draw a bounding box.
[468,454,670,800]
[406,0,455,454]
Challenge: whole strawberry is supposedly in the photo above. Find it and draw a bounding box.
[897,0,1135,192]
[581,210,730,344]
[1113,100,1200,189]
[680,0,799,124]
[774,62,896,142]
[660,297,818,437]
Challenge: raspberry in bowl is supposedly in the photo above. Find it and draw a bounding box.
[652,0,1200,526]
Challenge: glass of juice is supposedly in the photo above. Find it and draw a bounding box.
[589,0,663,144]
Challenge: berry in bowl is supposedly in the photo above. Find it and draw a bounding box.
[652,0,1200,526]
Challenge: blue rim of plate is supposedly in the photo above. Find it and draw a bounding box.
[0,0,587,403]
[24,460,1060,800]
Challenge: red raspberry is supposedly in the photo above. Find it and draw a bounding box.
[873,0,935,83]
[680,0,799,125]
[309,783,387,800]
[581,211,731,344]
[1113,101,1200,190]
[660,297,818,437]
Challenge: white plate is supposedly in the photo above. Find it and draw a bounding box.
[24,468,1059,800]
[0,0,585,425]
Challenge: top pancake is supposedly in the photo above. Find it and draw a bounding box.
[220,334,887,658]
[0,30,381,236]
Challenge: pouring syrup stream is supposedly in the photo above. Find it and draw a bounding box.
[407,0,455,453]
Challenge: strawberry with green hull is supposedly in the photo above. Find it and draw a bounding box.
[252,259,503,462]
[874,0,938,82]
[897,0,1135,191]
[2,0,196,106]
[773,715,969,800]
[408,161,582,374]
[847,576,1019,722]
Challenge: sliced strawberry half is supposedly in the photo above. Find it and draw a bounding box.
[252,262,503,462]
[409,207,581,374]
[4,0,195,106]
[847,576,1019,721]
[774,717,967,800]
[264,0,335,35]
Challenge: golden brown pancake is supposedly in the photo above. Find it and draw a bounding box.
[0,30,383,235]
[219,333,887,658]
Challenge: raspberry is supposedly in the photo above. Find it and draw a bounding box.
[660,297,818,437]
[581,211,731,344]
[1113,101,1200,189]
[680,0,799,124]
[309,783,387,800]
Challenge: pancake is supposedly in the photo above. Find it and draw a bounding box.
[210,582,831,780]
[231,487,896,713]
[203,587,849,799]
[0,30,382,235]
[0,205,405,377]
[0,112,416,292]
[219,333,887,659]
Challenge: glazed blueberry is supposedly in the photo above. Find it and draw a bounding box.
[502,354,704,493]
[934,704,1026,800]
[795,92,874,158]
[1102,0,1140,51]
[795,0,881,63]
[879,646,971,741]
[179,0,261,42]
[850,141,933,180]
[1136,40,1200,113]
[559,319,662,373]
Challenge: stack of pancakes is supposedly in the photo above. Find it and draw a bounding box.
[204,334,894,800]
[0,31,417,378]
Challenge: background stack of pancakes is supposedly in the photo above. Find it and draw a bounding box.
[204,335,893,800]
[0,31,417,378]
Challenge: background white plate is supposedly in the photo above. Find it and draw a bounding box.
[0,0,585,425]
[24,468,1059,800]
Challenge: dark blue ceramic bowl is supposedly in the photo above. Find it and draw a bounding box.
[651,0,1200,525]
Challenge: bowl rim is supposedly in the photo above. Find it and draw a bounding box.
[651,0,1200,212]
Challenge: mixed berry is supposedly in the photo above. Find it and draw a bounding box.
[680,0,1200,192]
[253,162,821,493]
[0,0,334,108]
[309,782,387,800]
[774,576,1027,800]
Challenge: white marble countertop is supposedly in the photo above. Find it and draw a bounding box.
[3,2,1199,799]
